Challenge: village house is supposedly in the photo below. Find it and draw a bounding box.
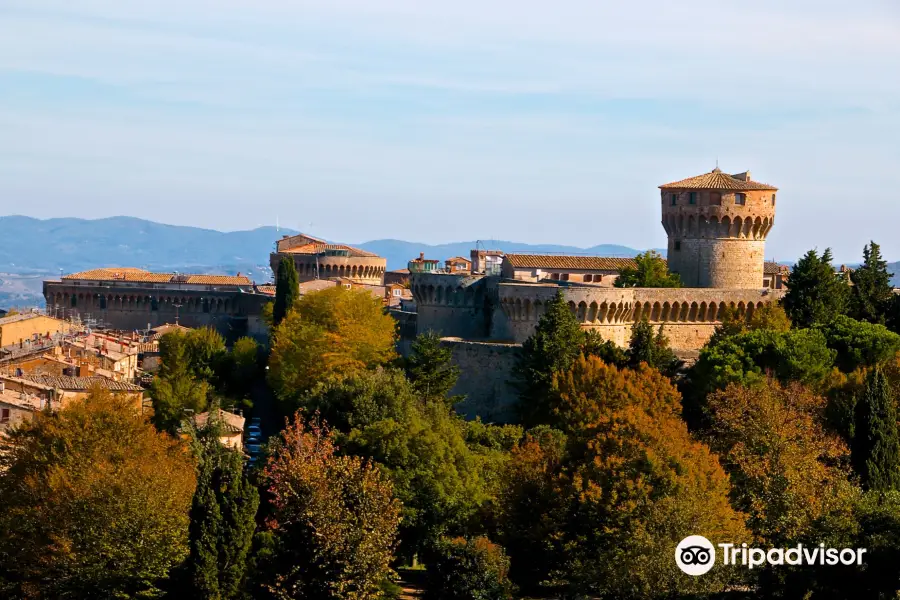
[0,313,74,349]
[444,257,472,274]
[189,408,246,450]
[408,253,441,274]
[470,249,504,275]
[0,381,50,433]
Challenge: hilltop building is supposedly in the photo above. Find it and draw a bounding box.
[445,257,472,274]
[408,168,785,422]
[43,268,270,337]
[270,233,386,285]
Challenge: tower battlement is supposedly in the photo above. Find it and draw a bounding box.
[659,168,778,288]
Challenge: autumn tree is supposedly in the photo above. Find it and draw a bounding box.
[850,241,894,324]
[705,380,854,545]
[272,256,299,327]
[0,390,196,598]
[183,412,260,599]
[513,291,584,427]
[257,414,400,599]
[852,368,900,491]
[783,248,850,328]
[267,286,397,407]
[614,250,682,288]
[500,356,748,597]
[405,331,462,406]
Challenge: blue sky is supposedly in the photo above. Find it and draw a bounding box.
[0,1,898,263]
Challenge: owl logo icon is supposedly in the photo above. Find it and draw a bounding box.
[676,536,715,575]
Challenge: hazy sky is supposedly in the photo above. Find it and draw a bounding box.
[1,1,899,262]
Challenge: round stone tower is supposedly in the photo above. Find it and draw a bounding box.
[660,168,778,288]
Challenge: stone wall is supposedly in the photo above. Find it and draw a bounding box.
[442,339,520,424]
[271,252,386,285]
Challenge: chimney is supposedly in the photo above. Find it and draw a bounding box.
[419,252,425,261]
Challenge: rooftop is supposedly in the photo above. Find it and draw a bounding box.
[659,168,778,191]
[192,408,245,434]
[62,268,252,286]
[275,233,379,258]
[505,254,641,271]
[0,312,58,327]
[22,375,144,392]
[764,261,791,275]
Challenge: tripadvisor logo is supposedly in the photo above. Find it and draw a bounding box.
[675,536,867,576]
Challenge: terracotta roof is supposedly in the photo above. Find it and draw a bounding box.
[62,268,251,286]
[505,254,641,271]
[22,375,143,391]
[764,261,790,275]
[255,284,276,296]
[387,269,410,274]
[659,168,778,191]
[193,408,245,434]
[446,257,471,263]
[279,242,379,258]
[298,279,340,294]
[148,323,193,340]
[0,313,59,326]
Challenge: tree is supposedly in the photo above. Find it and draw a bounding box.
[783,248,850,328]
[405,331,462,406]
[705,380,853,545]
[424,537,515,600]
[513,291,585,427]
[818,314,900,373]
[852,368,900,491]
[258,413,400,600]
[228,336,261,396]
[268,286,397,406]
[626,319,678,375]
[184,327,228,383]
[301,369,488,559]
[184,411,260,600]
[272,256,299,327]
[581,329,627,366]
[500,356,748,597]
[749,301,792,332]
[0,390,196,598]
[614,250,682,288]
[850,241,893,324]
[151,333,210,433]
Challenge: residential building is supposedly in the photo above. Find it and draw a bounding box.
[444,257,472,274]
[190,408,246,450]
[501,254,638,286]
[763,262,790,289]
[0,382,48,433]
[408,253,441,274]
[0,313,73,348]
[1,374,144,408]
[470,249,504,275]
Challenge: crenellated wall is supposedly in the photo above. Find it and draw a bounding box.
[411,273,784,350]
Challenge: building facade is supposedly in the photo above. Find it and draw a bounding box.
[501,254,638,286]
[270,233,386,285]
[43,268,270,338]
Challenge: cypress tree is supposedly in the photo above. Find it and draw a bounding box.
[405,331,462,406]
[273,256,300,327]
[185,411,260,599]
[513,291,585,427]
[853,368,900,491]
[783,248,850,328]
[627,319,678,375]
[850,241,894,324]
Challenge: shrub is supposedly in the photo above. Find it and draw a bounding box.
[424,537,514,600]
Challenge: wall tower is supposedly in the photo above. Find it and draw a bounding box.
[660,168,778,288]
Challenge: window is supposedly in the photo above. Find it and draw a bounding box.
[1,408,9,423]
[710,192,722,206]
[772,193,776,206]
[99,296,107,309]
[583,274,593,282]
[670,194,677,205]
[689,192,697,204]
[550,273,560,280]
[735,193,746,205]
[393,288,402,297]
[674,241,682,251]
[562,273,570,281]
[151,297,159,311]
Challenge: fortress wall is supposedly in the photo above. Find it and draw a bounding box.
[670,238,766,288]
[441,339,521,424]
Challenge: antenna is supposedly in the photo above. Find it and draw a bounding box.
[276,216,279,232]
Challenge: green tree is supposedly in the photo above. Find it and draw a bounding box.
[853,368,900,491]
[783,248,850,328]
[184,411,260,600]
[151,333,211,433]
[513,291,585,427]
[301,369,487,559]
[0,390,196,598]
[258,413,400,600]
[228,336,261,396]
[405,331,462,406]
[819,314,900,373]
[424,536,515,600]
[581,329,627,366]
[626,319,678,374]
[614,250,682,288]
[850,241,894,324]
[272,256,300,327]
[268,286,397,406]
[184,327,228,383]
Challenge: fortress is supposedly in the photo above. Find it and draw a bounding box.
[409,168,785,420]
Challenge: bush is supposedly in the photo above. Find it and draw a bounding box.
[425,537,514,600]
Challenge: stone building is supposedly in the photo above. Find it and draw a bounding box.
[660,168,777,288]
[0,314,72,348]
[43,268,270,338]
[501,254,638,286]
[445,257,472,274]
[408,167,784,421]
[270,233,386,285]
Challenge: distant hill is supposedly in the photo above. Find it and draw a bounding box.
[0,215,663,307]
